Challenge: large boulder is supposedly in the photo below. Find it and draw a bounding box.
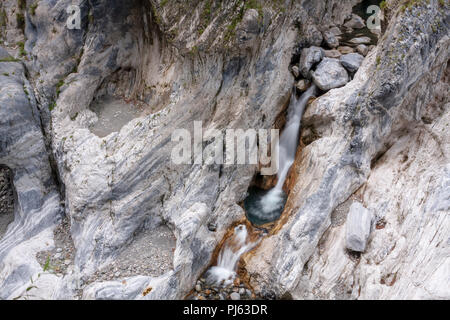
[345,202,373,252]
[299,46,324,78]
[311,58,349,91]
[340,53,364,73]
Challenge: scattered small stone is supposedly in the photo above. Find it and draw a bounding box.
[239,287,246,295]
[296,79,311,92]
[323,30,339,48]
[56,248,62,253]
[230,292,240,300]
[338,46,354,54]
[324,49,341,59]
[54,253,62,259]
[114,271,121,277]
[207,222,217,232]
[64,259,71,265]
[195,284,202,292]
[328,26,342,36]
[291,65,300,78]
[349,36,372,45]
[356,44,369,56]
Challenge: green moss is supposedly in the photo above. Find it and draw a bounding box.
[16,13,25,32]
[376,56,381,66]
[17,41,26,57]
[56,79,64,96]
[2,72,9,76]
[160,0,169,7]
[30,2,39,16]
[49,101,56,111]
[0,9,7,28]
[197,0,214,36]
[17,0,26,10]
[380,0,388,9]
[245,0,263,17]
[70,112,79,121]
[0,56,20,62]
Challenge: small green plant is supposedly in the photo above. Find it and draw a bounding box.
[30,2,39,16]
[380,0,387,10]
[2,72,9,76]
[49,101,56,111]
[70,112,79,121]
[376,56,381,66]
[160,0,168,7]
[16,13,25,32]
[17,41,26,57]
[17,0,26,10]
[56,79,64,96]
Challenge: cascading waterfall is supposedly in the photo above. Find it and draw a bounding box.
[205,85,316,287]
[245,84,317,225]
[206,224,258,286]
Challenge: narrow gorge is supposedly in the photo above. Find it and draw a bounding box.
[0,0,448,301]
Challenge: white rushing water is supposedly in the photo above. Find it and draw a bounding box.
[258,84,317,218]
[206,225,257,286]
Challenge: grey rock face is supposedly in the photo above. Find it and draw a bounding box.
[345,202,372,252]
[0,51,62,299]
[340,53,364,73]
[311,58,349,91]
[0,47,11,60]
[299,46,324,78]
[344,14,366,29]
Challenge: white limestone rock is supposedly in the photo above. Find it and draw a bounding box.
[299,46,324,78]
[311,58,349,91]
[345,202,373,252]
